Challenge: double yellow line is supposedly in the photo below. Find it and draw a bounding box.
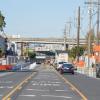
[2,72,36,100]
[54,69,88,100]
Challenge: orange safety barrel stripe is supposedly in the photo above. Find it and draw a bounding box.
[75,60,85,68]
[93,45,100,52]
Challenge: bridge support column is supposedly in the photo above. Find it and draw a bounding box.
[21,42,24,56]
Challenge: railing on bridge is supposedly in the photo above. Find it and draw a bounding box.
[8,37,86,45]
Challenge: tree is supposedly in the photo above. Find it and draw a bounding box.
[0,48,2,57]
[69,46,86,59]
[28,52,36,59]
[0,11,6,32]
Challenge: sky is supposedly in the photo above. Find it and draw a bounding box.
[0,0,90,38]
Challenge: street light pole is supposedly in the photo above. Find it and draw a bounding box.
[64,24,67,51]
[77,6,80,62]
[97,0,100,45]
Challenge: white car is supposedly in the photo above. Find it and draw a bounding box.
[56,62,67,70]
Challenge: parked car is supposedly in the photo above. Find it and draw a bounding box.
[58,63,76,74]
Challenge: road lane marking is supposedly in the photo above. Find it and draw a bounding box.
[2,72,37,100]
[19,95,36,97]
[0,86,13,89]
[54,69,88,100]
[0,81,12,83]
[55,90,68,92]
[32,83,60,86]
[0,94,3,97]
[26,89,49,91]
[26,88,69,92]
[70,87,75,91]
[47,81,61,84]
[41,95,72,99]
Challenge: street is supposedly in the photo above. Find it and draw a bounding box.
[1,64,100,100]
[2,65,85,100]
[63,73,100,100]
[0,71,34,99]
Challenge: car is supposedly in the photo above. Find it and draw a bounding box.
[96,63,100,78]
[12,64,22,71]
[56,62,68,71]
[58,63,76,74]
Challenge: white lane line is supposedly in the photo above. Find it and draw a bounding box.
[26,89,49,91]
[0,94,3,97]
[20,95,36,97]
[47,81,61,84]
[55,90,68,92]
[41,95,72,99]
[0,86,13,89]
[32,83,60,86]
[34,78,59,81]
[31,81,61,84]
[0,81,12,83]
[26,89,69,92]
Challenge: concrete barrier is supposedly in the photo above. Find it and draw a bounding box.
[77,67,96,78]
[29,62,37,70]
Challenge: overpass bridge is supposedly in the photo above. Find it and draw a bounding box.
[8,37,86,45]
[7,36,87,56]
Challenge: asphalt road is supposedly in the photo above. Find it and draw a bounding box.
[15,65,83,100]
[63,73,100,100]
[0,71,33,99]
[1,64,100,100]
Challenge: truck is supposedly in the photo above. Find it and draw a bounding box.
[55,51,68,63]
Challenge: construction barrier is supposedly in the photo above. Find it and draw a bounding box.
[76,67,96,78]
[0,65,13,71]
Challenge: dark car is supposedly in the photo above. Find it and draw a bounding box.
[96,63,100,78]
[58,63,75,74]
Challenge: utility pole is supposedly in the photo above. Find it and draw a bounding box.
[63,19,71,51]
[85,0,100,44]
[64,24,67,51]
[67,18,72,38]
[85,0,93,70]
[97,0,100,45]
[77,6,80,62]
[88,0,92,69]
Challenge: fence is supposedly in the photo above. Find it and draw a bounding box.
[77,67,96,78]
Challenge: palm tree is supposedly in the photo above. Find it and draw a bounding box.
[0,11,6,32]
